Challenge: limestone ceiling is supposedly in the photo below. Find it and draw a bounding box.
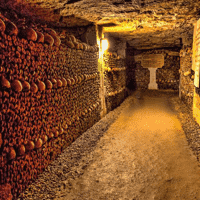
[2,0,200,49]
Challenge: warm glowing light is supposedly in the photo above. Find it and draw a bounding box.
[101,39,109,52]
[97,38,100,48]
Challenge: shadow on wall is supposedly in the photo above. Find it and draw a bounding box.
[126,59,150,91]
[126,48,150,91]
[126,48,136,90]
[126,62,137,91]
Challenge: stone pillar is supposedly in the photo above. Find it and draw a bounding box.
[148,68,158,89]
[134,54,164,90]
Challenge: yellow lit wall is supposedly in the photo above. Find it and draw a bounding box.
[193,89,200,125]
[193,19,200,125]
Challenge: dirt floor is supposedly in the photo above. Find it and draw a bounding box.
[19,90,200,200]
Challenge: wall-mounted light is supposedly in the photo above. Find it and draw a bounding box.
[101,39,109,52]
[99,38,109,59]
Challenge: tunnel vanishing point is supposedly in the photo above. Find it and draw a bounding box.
[0,0,200,199]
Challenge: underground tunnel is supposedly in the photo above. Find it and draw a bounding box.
[0,0,200,199]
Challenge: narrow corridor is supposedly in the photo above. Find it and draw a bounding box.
[21,91,200,200]
[59,92,200,200]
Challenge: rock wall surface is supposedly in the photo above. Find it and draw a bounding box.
[1,0,199,50]
[179,46,194,108]
[0,11,100,200]
[193,19,200,126]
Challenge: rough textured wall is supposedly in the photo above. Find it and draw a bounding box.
[193,19,200,126]
[103,52,127,113]
[156,51,180,90]
[0,14,100,199]
[1,0,198,51]
[126,61,150,90]
[179,46,194,108]
[126,48,180,90]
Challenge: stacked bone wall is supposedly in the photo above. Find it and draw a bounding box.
[156,51,180,90]
[103,52,127,113]
[0,13,100,199]
[179,46,194,108]
[126,61,150,90]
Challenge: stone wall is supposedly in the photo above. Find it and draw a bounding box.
[192,19,200,125]
[0,13,100,199]
[103,52,127,113]
[179,46,194,108]
[156,52,180,90]
[126,59,150,90]
[126,48,180,90]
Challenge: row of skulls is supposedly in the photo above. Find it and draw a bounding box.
[157,79,179,83]
[107,87,126,97]
[1,73,99,92]
[0,15,61,47]
[104,67,126,72]
[64,34,99,52]
[0,13,99,52]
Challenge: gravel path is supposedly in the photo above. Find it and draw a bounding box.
[19,90,200,200]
